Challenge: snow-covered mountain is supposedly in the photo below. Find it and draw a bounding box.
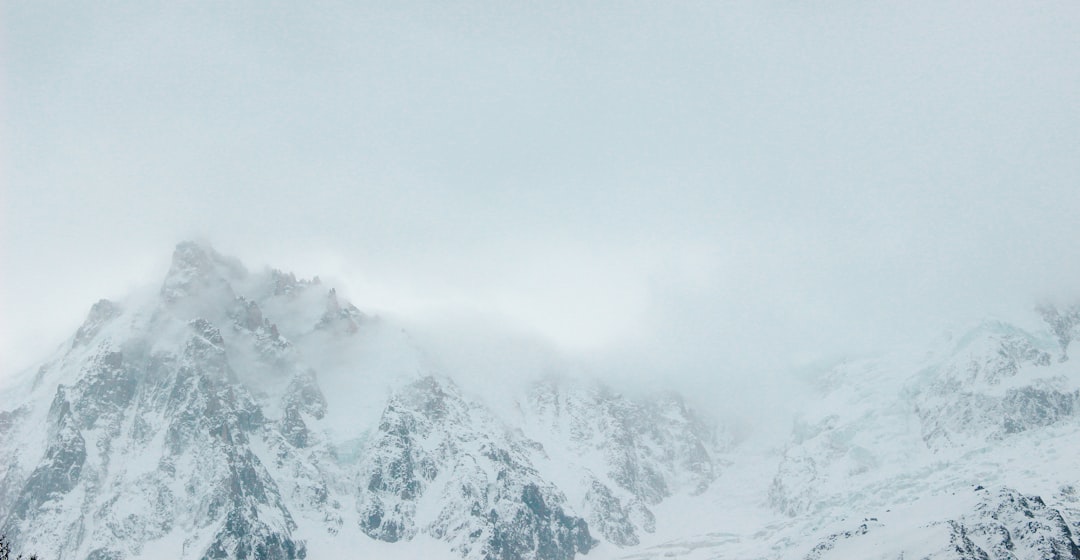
[3,242,1080,559]
[0,242,725,560]
[620,315,1080,559]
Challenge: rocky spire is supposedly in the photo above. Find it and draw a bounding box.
[160,241,246,304]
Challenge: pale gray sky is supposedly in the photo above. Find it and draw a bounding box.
[3,2,1080,386]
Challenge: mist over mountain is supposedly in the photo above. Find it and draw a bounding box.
[1,242,1080,559]
[5,2,1080,559]
[0,243,729,559]
[5,2,1080,387]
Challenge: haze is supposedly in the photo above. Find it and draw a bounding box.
[3,1,1079,402]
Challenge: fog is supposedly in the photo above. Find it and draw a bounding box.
[3,2,1080,426]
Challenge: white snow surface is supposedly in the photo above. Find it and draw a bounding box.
[2,242,1080,560]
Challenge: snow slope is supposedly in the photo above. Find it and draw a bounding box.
[2,242,1080,559]
[0,243,723,560]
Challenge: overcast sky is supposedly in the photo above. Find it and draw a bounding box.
[2,2,1080,388]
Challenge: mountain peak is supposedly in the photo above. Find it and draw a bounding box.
[160,241,247,303]
[72,299,121,348]
[1036,303,1080,360]
[317,287,364,334]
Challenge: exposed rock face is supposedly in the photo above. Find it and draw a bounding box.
[73,300,121,348]
[1037,304,1080,360]
[0,244,314,559]
[356,377,596,559]
[912,324,1076,449]
[8,241,1080,560]
[0,241,719,560]
[970,489,1080,559]
[2,314,305,560]
[316,289,364,334]
[521,379,722,546]
[160,241,245,305]
[580,477,650,546]
[770,316,1080,520]
[278,371,326,449]
[805,488,1080,560]
[752,307,1080,560]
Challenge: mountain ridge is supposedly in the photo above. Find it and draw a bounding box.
[0,242,724,560]
[3,242,1080,559]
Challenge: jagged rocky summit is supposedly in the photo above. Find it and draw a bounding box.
[6,241,1080,560]
[0,242,725,560]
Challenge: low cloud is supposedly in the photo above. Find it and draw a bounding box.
[3,2,1080,430]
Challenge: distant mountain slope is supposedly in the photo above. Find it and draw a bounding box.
[617,312,1080,559]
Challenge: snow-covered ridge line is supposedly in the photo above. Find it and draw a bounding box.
[4,241,1080,560]
[0,242,724,560]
